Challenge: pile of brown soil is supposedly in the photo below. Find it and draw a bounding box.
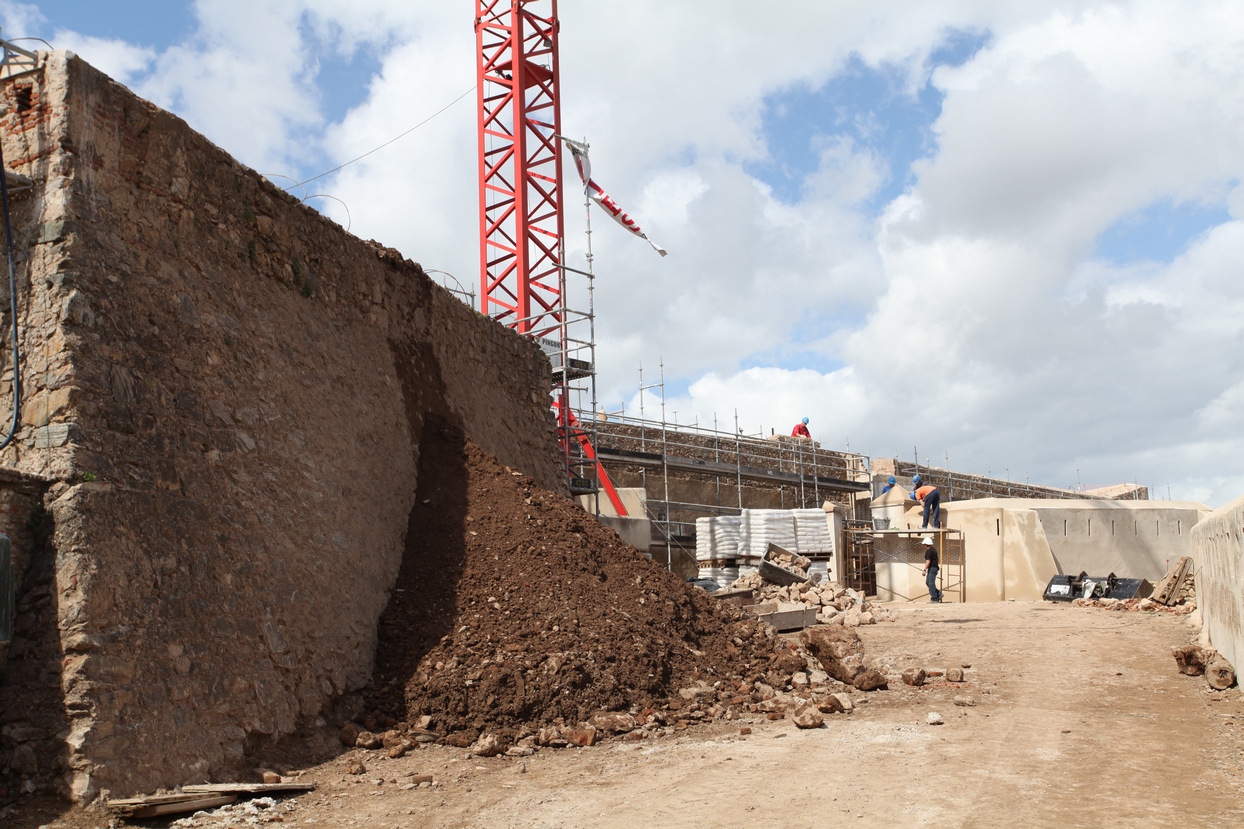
[365,417,775,741]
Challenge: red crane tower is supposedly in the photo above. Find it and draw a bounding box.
[475,0,563,337]
[474,1,628,515]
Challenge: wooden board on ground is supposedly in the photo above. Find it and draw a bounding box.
[183,782,316,794]
[108,793,237,818]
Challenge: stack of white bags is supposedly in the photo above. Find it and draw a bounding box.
[695,508,836,571]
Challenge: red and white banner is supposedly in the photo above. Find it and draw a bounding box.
[561,137,667,257]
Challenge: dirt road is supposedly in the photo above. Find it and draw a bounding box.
[17,601,1244,828]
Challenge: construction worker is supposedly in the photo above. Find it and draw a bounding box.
[920,536,943,602]
[911,474,941,529]
[791,417,811,438]
[881,476,897,494]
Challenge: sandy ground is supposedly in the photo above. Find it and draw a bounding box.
[16,600,1244,828]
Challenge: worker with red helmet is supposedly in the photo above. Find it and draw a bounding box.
[791,417,811,438]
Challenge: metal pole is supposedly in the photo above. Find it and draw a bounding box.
[735,409,743,512]
[660,359,671,570]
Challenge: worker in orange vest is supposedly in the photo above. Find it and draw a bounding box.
[912,474,941,529]
[791,417,811,438]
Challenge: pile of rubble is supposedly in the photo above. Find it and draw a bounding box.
[767,549,810,577]
[349,622,905,753]
[1073,596,1197,614]
[359,419,783,754]
[729,573,896,627]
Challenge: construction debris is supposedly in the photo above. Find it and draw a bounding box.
[1151,556,1195,606]
[1173,645,1213,676]
[1074,595,1195,614]
[759,544,811,585]
[108,793,238,819]
[729,572,895,627]
[362,420,784,749]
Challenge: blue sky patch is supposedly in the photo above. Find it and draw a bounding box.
[747,29,989,211]
[33,1,195,48]
[1095,198,1231,264]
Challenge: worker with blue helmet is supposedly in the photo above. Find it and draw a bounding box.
[911,474,941,529]
[791,417,811,439]
[881,475,897,494]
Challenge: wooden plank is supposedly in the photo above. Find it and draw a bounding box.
[1153,556,1192,606]
[183,782,316,794]
[133,795,237,818]
[109,793,238,817]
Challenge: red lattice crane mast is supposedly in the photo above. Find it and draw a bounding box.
[474,0,627,515]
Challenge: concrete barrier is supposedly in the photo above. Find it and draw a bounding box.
[1191,494,1244,675]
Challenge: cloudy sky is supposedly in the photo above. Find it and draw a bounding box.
[13,1,1244,505]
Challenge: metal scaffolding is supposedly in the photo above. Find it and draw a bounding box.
[567,373,871,574]
[843,527,966,603]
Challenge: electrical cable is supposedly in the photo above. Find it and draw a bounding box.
[290,84,475,189]
[0,127,22,451]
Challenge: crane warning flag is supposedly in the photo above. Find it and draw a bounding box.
[561,137,667,257]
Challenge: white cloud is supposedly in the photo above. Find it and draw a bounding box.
[0,0,42,38]
[41,0,1244,506]
[52,31,155,86]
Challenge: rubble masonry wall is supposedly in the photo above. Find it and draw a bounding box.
[1191,494,1244,676]
[0,52,562,800]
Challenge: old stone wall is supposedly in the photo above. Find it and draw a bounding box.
[1192,494,1244,677]
[0,52,562,801]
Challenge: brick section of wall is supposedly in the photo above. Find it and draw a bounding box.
[1192,494,1244,677]
[0,53,562,801]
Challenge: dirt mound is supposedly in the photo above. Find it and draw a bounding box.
[365,418,775,742]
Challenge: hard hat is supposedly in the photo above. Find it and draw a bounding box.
[802,417,809,424]
[913,474,921,484]
[887,476,896,485]
[920,537,934,546]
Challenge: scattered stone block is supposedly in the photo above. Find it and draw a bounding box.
[345,759,366,776]
[853,668,887,692]
[799,625,865,684]
[926,712,944,725]
[355,731,383,750]
[1173,645,1213,676]
[953,696,976,707]
[946,668,965,683]
[901,668,926,687]
[469,733,504,757]
[588,712,638,734]
[340,723,360,747]
[564,725,598,747]
[1206,660,1237,691]
[792,707,824,729]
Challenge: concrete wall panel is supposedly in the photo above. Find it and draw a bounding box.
[1192,494,1244,676]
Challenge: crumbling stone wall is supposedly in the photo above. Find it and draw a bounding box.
[0,52,562,800]
[1192,494,1244,678]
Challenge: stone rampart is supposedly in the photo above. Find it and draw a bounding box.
[1191,494,1244,677]
[0,52,561,800]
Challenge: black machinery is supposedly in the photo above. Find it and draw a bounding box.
[1043,571,1153,602]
